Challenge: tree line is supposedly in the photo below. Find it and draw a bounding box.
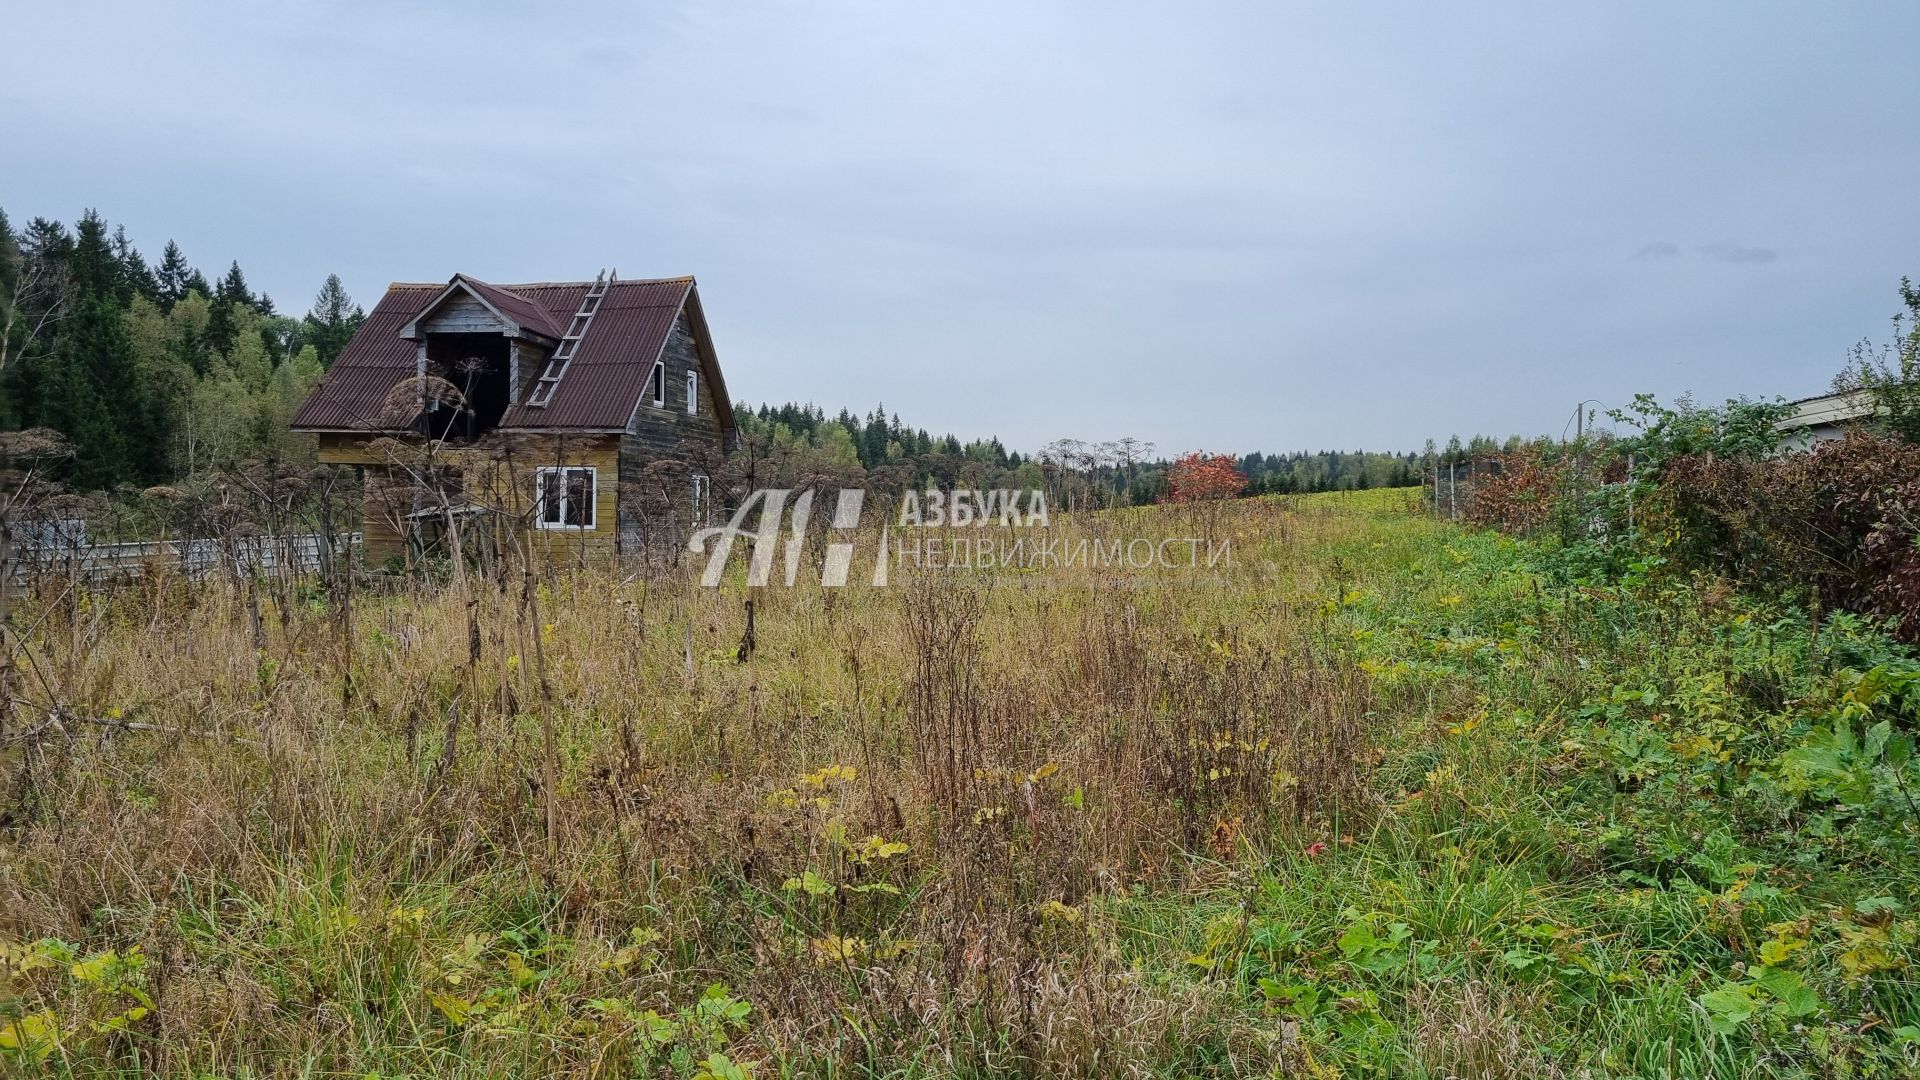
[0,205,364,489]
[2,205,1518,502]
[737,400,1479,505]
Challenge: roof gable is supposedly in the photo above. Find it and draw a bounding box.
[398,274,563,342]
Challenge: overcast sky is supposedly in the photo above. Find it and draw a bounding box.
[5,1,1916,454]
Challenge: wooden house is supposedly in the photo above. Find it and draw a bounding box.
[290,272,736,564]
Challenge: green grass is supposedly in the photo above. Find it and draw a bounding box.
[1,489,1917,1077]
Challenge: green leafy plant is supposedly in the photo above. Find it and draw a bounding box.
[1697,966,1823,1036]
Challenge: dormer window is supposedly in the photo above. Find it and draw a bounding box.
[649,360,665,407]
[687,368,699,415]
[397,276,555,441]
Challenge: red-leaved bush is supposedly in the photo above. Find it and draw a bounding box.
[1164,452,1247,503]
[1462,447,1624,535]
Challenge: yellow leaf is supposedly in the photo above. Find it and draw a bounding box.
[1038,900,1081,924]
[799,764,858,790]
[0,1010,59,1061]
[857,835,909,861]
[810,936,868,966]
[0,940,55,977]
[1839,942,1899,979]
[93,1005,149,1034]
[430,991,475,1026]
[1758,936,1806,966]
[387,906,427,929]
[70,951,118,985]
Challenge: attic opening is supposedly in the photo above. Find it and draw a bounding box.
[424,333,514,441]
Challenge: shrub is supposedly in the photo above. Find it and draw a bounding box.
[1456,390,1920,641]
[1162,452,1247,503]
[1652,433,1920,639]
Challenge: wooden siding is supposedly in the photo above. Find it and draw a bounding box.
[417,293,510,335]
[511,340,552,404]
[621,313,725,455]
[317,433,388,465]
[616,312,727,536]
[316,433,623,565]
[522,437,621,562]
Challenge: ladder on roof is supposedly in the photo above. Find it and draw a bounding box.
[525,269,614,407]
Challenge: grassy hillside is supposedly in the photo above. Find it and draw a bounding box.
[2,490,1917,1078]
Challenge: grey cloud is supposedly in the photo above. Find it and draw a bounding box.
[1699,242,1778,264]
[1632,241,1682,260]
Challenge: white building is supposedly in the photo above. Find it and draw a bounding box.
[1776,389,1879,451]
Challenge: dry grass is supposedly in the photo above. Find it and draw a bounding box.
[1411,979,1560,1080]
[0,495,1402,1077]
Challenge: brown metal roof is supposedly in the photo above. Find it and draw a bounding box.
[290,274,734,435]
[289,285,436,430]
[497,278,692,429]
[454,275,565,340]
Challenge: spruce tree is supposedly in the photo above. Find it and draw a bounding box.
[861,405,889,467]
[52,214,145,485]
[3,218,76,428]
[69,211,118,296]
[156,240,192,309]
[41,297,132,487]
[0,208,13,289]
[206,260,251,356]
[109,225,159,305]
[217,261,251,306]
[303,273,362,367]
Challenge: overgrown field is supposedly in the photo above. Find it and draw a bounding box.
[3,491,1918,1078]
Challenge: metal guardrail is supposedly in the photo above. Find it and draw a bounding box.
[9,533,362,584]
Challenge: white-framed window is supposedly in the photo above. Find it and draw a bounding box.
[535,466,596,529]
[649,360,665,407]
[691,473,711,523]
[686,368,699,415]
